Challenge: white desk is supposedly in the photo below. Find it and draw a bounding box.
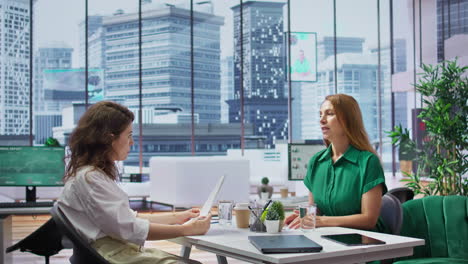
[171,225,424,264]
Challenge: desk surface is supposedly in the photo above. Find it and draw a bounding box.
[0,207,51,215]
[171,225,424,264]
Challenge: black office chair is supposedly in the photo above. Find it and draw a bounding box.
[50,203,110,264]
[387,187,414,204]
[380,193,403,235]
[6,217,64,264]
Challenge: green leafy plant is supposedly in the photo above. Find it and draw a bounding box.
[261,177,269,185]
[387,124,418,161]
[269,201,285,220]
[265,209,280,221]
[402,59,468,196]
[45,137,61,147]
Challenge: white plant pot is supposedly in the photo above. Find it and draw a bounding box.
[264,220,280,234]
[260,192,269,200]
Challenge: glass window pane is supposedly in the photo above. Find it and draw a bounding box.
[290,0,334,142]
[0,0,31,145]
[33,0,85,146]
[236,0,288,149]
[141,0,192,160]
[88,0,139,169]
[193,1,246,154]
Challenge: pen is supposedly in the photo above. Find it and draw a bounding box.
[262,199,272,212]
[247,205,259,219]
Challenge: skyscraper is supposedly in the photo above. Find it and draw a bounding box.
[101,3,224,124]
[0,0,30,136]
[33,43,73,144]
[318,36,365,62]
[228,1,287,148]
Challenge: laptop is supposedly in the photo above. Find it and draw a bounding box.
[248,235,323,254]
[184,175,225,225]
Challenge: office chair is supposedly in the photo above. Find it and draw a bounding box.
[380,193,403,235]
[50,203,110,264]
[387,187,414,204]
[6,217,63,264]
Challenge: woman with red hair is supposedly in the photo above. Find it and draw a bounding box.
[286,94,388,232]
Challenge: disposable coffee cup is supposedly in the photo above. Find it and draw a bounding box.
[234,203,250,228]
[280,187,288,198]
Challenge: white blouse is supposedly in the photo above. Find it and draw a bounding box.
[58,166,149,246]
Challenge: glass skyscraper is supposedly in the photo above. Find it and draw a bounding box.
[101,4,224,124]
[229,1,288,148]
[0,0,30,136]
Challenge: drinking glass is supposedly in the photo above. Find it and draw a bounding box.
[299,203,316,232]
[218,200,233,226]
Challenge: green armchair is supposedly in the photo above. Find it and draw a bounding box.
[393,195,468,264]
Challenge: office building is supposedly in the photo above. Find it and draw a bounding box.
[220,56,234,124]
[33,44,73,144]
[79,15,104,68]
[437,0,468,62]
[228,1,288,148]
[101,3,224,124]
[302,53,382,142]
[318,36,365,62]
[0,0,30,136]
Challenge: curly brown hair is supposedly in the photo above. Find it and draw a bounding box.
[64,101,134,182]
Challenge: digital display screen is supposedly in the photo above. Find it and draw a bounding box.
[0,146,65,186]
[290,32,318,82]
[288,143,325,181]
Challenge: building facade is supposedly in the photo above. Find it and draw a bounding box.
[101,4,224,124]
[228,1,288,148]
[0,0,30,136]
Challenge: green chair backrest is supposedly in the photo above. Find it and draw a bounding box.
[398,195,468,260]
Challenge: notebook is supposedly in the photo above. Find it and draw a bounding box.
[248,235,323,254]
[184,175,225,225]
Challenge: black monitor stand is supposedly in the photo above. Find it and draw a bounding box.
[25,186,36,203]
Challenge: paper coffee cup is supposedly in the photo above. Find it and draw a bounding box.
[280,187,288,198]
[234,203,250,228]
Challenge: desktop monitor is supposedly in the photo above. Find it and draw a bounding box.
[0,146,65,201]
[288,142,325,181]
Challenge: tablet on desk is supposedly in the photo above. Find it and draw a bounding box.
[321,233,386,246]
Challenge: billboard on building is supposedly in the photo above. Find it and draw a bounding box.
[43,68,104,102]
[289,32,317,82]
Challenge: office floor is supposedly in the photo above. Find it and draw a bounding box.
[10,173,407,263]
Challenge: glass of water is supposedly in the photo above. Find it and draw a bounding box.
[218,200,233,226]
[299,203,316,232]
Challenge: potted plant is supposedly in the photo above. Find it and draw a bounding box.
[269,201,285,232]
[257,177,273,199]
[403,59,468,196]
[264,209,280,234]
[387,124,418,176]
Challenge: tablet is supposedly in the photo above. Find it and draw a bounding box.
[321,233,386,246]
[184,175,225,225]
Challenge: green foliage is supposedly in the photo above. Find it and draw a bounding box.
[386,124,418,160]
[403,59,468,196]
[269,201,285,220]
[261,177,269,185]
[265,209,280,221]
[44,137,61,147]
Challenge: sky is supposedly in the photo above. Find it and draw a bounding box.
[33,0,413,68]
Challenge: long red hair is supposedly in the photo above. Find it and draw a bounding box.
[323,94,377,156]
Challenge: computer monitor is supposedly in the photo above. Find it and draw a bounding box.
[288,141,325,181]
[0,146,65,202]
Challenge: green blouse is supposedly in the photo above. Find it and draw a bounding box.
[303,144,388,232]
